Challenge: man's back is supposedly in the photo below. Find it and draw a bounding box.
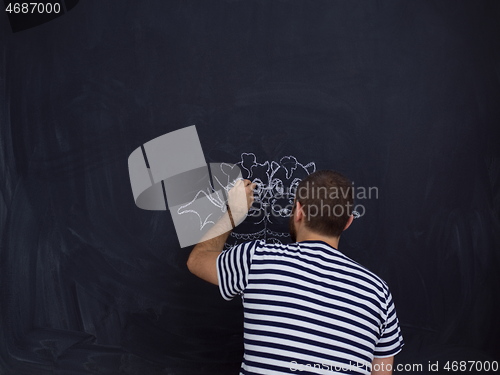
[217,240,403,375]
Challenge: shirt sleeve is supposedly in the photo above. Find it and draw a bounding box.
[374,291,404,357]
[216,240,259,301]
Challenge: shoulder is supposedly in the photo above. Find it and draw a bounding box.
[303,241,391,295]
[343,254,391,295]
[218,240,265,263]
[345,256,389,290]
[226,239,266,253]
[225,240,297,254]
[247,241,307,260]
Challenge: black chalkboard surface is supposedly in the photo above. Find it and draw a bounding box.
[1,1,499,374]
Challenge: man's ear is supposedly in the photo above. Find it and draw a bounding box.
[295,201,305,222]
[343,214,354,231]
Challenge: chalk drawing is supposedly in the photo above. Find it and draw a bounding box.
[176,153,316,246]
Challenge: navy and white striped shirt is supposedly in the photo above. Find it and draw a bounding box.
[216,240,403,375]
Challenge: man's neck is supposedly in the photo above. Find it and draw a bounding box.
[297,232,340,250]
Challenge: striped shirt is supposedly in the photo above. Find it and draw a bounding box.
[216,240,403,375]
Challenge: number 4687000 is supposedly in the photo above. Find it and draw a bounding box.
[5,2,61,14]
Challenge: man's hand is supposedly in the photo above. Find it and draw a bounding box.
[187,179,256,285]
[228,179,256,226]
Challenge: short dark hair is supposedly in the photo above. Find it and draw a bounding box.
[295,170,353,237]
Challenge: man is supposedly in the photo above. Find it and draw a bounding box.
[187,171,403,375]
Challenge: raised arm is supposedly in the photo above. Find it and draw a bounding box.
[186,179,256,285]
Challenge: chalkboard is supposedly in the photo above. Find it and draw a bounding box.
[1,1,499,374]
